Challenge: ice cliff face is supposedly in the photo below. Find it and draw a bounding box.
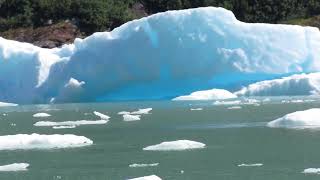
[1,7,320,104]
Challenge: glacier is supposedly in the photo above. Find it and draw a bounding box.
[1,7,320,104]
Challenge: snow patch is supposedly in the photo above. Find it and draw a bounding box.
[143,140,206,151]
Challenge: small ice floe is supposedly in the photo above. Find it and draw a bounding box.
[291,100,304,103]
[0,163,29,172]
[131,108,153,115]
[180,170,184,174]
[173,89,237,101]
[190,108,203,111]
[10,123,16,127]
[33,113,51,118]
[0,102,18,107]
[267,108,320,129]
[238,163,263,167]
[34,120,108,128]
[303,168,320,174]
[228,106,242,110]
[0,134,93,150]
[143,140,206,151]
[52,125,76,129]
[118,111,131,115]
[2,113,8,116]
[129,163,159,168]
[213,100,241,106]
[93,111,110,120]
[128,175,162,180]
[123,114,141,122]
[84,112,91,115]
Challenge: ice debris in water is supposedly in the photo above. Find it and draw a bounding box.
[131,108,153,115]
[238,163,263,167]
[33,113,51,118]
[128,175,162,180]
[143,140,206,151]
[93,111,110,120]
[34,120,108,127]
[118,111,131,115]
[268,108,320,129]
[52,125,76,129]
[228,106,242,110]
[173,89,237,101]
[129,163,159,168]
[303,168,320,174]
[0,102,18,107]
[0,163,29,172]
[123,114,141,122]
[0,134,93,150]
[190,108,203,111]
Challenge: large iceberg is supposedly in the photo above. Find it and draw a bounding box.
[1,7,320,104]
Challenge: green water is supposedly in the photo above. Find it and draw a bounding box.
[1,97,320,180]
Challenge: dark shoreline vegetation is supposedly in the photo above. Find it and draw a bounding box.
[0,0,320,48]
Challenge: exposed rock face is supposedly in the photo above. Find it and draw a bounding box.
[0,21,83,48]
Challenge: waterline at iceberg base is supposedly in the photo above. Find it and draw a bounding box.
[1,7,320,104]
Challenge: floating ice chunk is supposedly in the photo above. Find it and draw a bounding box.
[131,108,152,115]
[228,106,242,110]
[236,73,320,97]
[190,108,203,111]
[129,163,159,168]
[34,120,108,127]
[303,168,320,174]
[213,100,241,106]
[143,140,206,151]
[0,134,93,150]
[0,163,29,172]
[173,89,237,101]
[238,163,263,167]
[123,114,141,122]
[0,102,18,107]
[118,111,131,115]
[268,108,320,129]
[291,100,304,103]
[52,125,76,129]
[93,111,110,120]
[128,175,162,180]
[33,113,51,118]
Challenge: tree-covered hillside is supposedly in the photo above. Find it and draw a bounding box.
[0,0,319,45]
